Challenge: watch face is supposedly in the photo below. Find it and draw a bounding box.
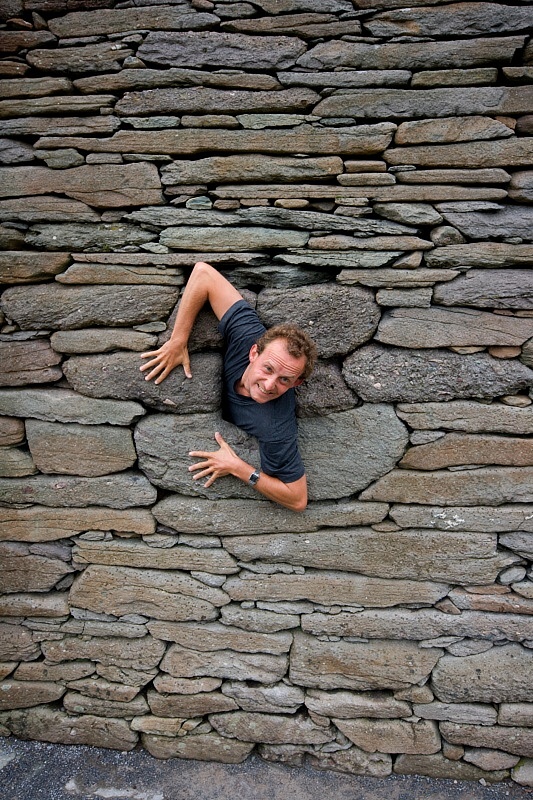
[249,470,260,486]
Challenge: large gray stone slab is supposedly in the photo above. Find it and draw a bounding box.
[160,226,309,251]
[25,223,156,251]
[305,689,410,720]
[0,163,163,207]
[336,718,440,755]
[0,706,138,750]
[296,361,359,416]
[399,433,533,470]
[0,196,100,225]
[437,206,533,242]
[0,473,156,508]
[433,645,533,703]
[375,307,533,348]
[366,3,533,37]
[0,507,155,542]
[117,88,319,117]
[300,609,533,643]
[160,643,287,684]
[361,466,533,506]
[138,31,306,70]
[343,344,533,402]
[74,68,281,95]
[224,571,448,607]
[64,352,221,414]
[315,87,533,120]
[0,388,144,425]
[390,504,533,533]
[222,527,510,583]
[297,37,525,71]
[441,722,533,759]
[221,14,360,39]
[69,565,229,623]
[0,117,120,137]
[278,69,410,88]
[394,753,506,782]
[1,284,179,330]
[290,632,441,691]
[237,207,415,235]
[257,284,380,357]
[396,400,533,434]
[0,542,73,593]
[74,538,237,574]
[210,711,334,745]
[0,340,62,386]
[26,43,133,74]
[50,328,159,353]
[142,731,253,763]
[434,269,533,310]
[395,116,514,145]
[0,251,70,283]
[0,95,116,118]
[148,621,291,655]
[48,6,218,37]
[386,138,533,169]
[25,420,137,477]
[153,495,388,535]
[161,156,343,186]
[338,268,459,288]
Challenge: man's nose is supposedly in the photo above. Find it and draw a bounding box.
[263,375,277,391]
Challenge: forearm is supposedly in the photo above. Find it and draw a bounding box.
[231,457,308,513]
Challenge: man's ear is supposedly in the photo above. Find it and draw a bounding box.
[249,343,259,362]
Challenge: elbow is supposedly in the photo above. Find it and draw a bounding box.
[288,495,308,513]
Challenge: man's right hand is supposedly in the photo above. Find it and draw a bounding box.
[140,339,192,384]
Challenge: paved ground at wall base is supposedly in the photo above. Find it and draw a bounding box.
[1,739,532,800]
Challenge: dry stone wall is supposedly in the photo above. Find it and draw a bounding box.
[1,0,533,787]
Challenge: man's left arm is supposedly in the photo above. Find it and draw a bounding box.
[189,432,307,513]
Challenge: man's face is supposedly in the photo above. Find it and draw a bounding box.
[240,338,306,404]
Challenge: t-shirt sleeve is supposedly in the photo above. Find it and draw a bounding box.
[218,299,265,353]
[260,437,305,484]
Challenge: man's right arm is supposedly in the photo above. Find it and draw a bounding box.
[140,261,242,384]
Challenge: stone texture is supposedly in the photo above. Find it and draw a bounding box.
[441,722,533,758]
[223,528,512,584]
[42,636,165,671]
[25,420,137,477]
[210,710,334,745]
[160,226,309,251]
[160,644,287,684]
[50,329,159,353]
[0,340,62,386]
[147,690,237,717]
[386,138,533,169]
[0,507,155,542]
[74,539,237,573]
[147,622,291,654]
[343,345,533,403]
[64,352,221,414]
[366,4,532,38]
[396,400,533,434]
[394,752,505,782]
[305,690,410,720]
[0,251,70,283]
[0,388,145,426]
[0,473,155,509]
[69,565,229,623]
[434,269,533,310]
[1,284,179,331]
[257,284,380,357]
[437,206,533,242]
[142,732,253,763]
[433,645,533,703]
[0,417,24,446]
[0,542,73,593]
[400,433,533,470]
[390,504,533,533]
[308,746,392,778]
[0,447,36,478]
[161,156,343,186]
[117,88,319,117]
[221,681,304,715]
[48,7,219,37]
[25,43,133,74]
[336,718,440,755]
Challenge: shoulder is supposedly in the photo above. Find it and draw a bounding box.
[218,299,266,344]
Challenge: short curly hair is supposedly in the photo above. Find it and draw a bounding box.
[255,323,317,381]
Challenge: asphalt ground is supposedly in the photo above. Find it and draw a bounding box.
[2,738,533,800]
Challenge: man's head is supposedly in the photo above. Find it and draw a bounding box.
[239,324,317,405]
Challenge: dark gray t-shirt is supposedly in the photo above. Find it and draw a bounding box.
[218,300,305,483]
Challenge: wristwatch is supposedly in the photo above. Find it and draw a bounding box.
[248,469,260,486]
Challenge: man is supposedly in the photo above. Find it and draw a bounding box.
[140,261,317,512]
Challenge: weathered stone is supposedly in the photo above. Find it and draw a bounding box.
[0,507,155,542]
[147,689,237,717]
[278,70,410,88]
[377,307,533,348]
[0,77,70,100]
[216,183,506,203]
[386,138,533,169]
[0,340,62,386]
[117,88,319,117]
[1,472,156,509]
[66,678,140,703]
[343,344,533,402]
[0,30,55,53]
[376,288,432,307]
[14,662,94,682]
[211,710,333,745]
[257,284,380,358]
[309,746,392,777]
[51,329,158,354]
[0,592,67,619]
[374,202,443,226]
[438,206,533,242]
[434,269,533,310]
[0,447,36,478]
[410,68,498,88]
[142,731,253,763]
[300,609,533,643]
[222,13,360,39]
[433,645,533,703]
[70,565,229,623]
[0,706,138,750]
[0,387,145,426]
[221,681,304,714]
[297,37,525,71]
[239,208,415,235]
[137,31,306,70]
[0,542,73,593]
[464,749,519,771]
[0,417,24,446]
[25,222,156,251]
[0,251,70,284]
[1,117,120,137]
[368,3,532,36]
[48,6,218,37]
[306,689,410,720]
[513,760,533,787]
[400,433,533,470]
[96,665,156,689]
[224,571,448,608]
[389,505,533,533]
[26,42,133,74]
[396,400,533,435]
[161,156,343,186]
[290,632,441,691]
[0,196,100,224]
[153,676,221,695]
[25,420,137,477]
[336,718,440,755]
[74,68,281,95]
[223,528,511,584]
[160,226,308,251]
[2,284,178,331]
[0,163,162,207]
[499,703,533,727]
[394,752,506,781]
[160,643,287,684]
[441,722,533,758]
[220,606,299,633]
[37,124,396,157]
[400,169,510,184]
[57,263,183,286]
[0,624,39,662]
[74,538,236,573]
[42,636,165,671]
[509,171,533,203]
[414,702,497,726]
[63,691,149,719]
[64,352,220,414]
[296,361,358,416]
[148,621,291,655]
[315,87,533,120]
[338,268,458,288]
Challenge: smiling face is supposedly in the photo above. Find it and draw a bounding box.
[237,338,307,404]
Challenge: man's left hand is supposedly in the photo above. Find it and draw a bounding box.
[188,432,242,488]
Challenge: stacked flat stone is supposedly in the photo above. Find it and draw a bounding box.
[1,0,533,788]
